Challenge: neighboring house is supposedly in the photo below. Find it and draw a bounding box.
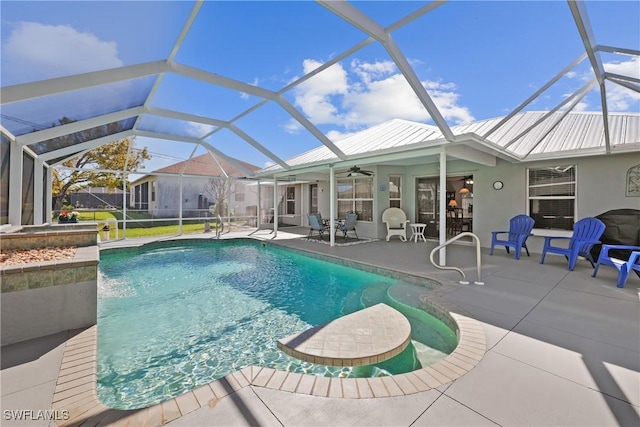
[69,187,126,209]
[130,153,261,221]
[257,112,640,251]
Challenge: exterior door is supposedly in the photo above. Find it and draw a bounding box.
[416,178,439,238]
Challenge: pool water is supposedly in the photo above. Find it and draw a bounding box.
[97,240,457,409]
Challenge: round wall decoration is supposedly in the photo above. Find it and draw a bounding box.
[493,181,504,190]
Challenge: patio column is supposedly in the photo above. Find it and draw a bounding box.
[45,166,53,223]
[257,181,261,228]
[273,176,278,237]
[329,165,335,247]
[178,174,183,235]
[8,139,22,225]
[439,150,447,265]
[33,158,44,225]
[226,177,231,229]
[122,177,127,238]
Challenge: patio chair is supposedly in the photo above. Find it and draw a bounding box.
[382,207,409,242]
[307,213,328,240]
[490,214,535,260]
[591,244,640,288]
[540,217,605,271]
[335,213,358,241]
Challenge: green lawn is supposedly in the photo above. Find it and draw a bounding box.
[72,211,220,239]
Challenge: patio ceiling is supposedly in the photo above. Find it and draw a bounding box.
[1,1,639,179]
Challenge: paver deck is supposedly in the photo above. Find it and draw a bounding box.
[2,228,638,427]
[277,303,412,366]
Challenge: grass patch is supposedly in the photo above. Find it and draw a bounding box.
[115,223,209,238]
[74,210,225,239]
[77,211,117,221]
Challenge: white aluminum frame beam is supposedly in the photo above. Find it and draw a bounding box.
[8,136,22,225]
[170,62,347,161]
[482,53,588,139]
[502,78,597,150]
[568,0,611,153]
[318,0,454,141]
[16,107,143,146]
[522,86,594,158]
[0,61,169,105]
[41,130,132,163]
[146,107,290,169]
[135,130,257,176]
[132,2,204,131]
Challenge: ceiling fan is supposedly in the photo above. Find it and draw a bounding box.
[345,165,374,177]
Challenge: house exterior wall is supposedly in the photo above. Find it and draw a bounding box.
[142,175,261,221]
[473,153,638,254]
[307,153,637,250]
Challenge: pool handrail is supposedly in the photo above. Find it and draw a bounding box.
[429,232,484,285]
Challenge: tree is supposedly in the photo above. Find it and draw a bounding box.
[205,177,235,217]
[52,136,150,212]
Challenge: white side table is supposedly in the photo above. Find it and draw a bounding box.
[409,223,427,242]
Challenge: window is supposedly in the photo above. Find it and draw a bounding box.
[234,191,245,202]
[528,165,576,230]
[285,186,295,215]
[310,184,318,214]
[389,176,401,208]
[337,178,373,221]
[151,181,156,202]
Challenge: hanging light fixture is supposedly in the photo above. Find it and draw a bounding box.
[459,176,472,193]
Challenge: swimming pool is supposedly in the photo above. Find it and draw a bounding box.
[97,239,457,409]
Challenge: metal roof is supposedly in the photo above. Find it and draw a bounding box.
[260,111,640,175]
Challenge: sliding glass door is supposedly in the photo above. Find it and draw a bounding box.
[416,177,439,238]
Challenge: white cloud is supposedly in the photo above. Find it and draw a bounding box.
[281,119,303,134]
[2,21,123,84]
[288,57,475,134]
[185,122,216,138]
[604,57,640,111]
[573,101,590,111]
[326,129,358,142]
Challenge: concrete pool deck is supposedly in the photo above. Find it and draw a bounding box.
[1,228,639,426]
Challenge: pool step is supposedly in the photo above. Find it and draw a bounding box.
[341,290,365,315]
[360,282,391,308]
[386,282,429,309]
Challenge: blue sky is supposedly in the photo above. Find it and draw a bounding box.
[1,1,639,172]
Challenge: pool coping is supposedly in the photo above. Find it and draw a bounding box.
[53,238,487,427]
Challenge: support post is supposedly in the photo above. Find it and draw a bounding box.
[439,150,447,265]
[257,181,261,228]
[273,176,278,237]
[178,174,183,235]
[329,165,335,247]
[33,158,44,225]
[45,166,52,223]
[8,139,22,225]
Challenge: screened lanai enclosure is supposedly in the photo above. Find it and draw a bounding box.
[1,1,638,241]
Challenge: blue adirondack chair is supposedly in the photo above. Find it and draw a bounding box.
[336,213,358,240]
[490,214,535,260]
[540,217,605,271]
[591,244,640,288]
